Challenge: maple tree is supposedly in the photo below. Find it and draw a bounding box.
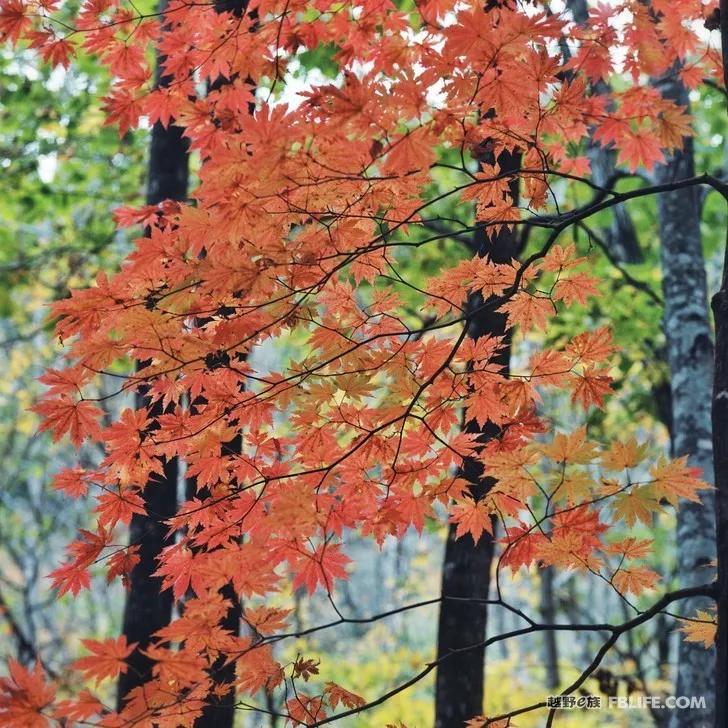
[1,0,727,726]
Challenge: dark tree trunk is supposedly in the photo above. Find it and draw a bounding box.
[116,11,189,705]
[144,118,189,207]
[434,477,496,728]
[185,434,243,728]
[194,580,242,727]
[713,267,728,728]
[116,452,179,707]
[190,2,252,723]
[115,137,188,707]
[434,148,519,727]
[712,4,728,726]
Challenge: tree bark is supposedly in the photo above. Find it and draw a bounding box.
[539,567,560,691]
[712,6,728,723]
[185,433,243,728]
[574,0,714,710]
[571,1,714,714]
[654,76,716,728]
[434,148,519,727]
[195,581,241,727]
[713,257,728,728]
[434,472,496,728]
[116,453,179,708]
[116,2,189,709]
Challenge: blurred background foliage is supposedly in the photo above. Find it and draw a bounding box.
[0,45,144,688]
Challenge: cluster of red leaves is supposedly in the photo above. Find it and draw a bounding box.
[0,0,719,724]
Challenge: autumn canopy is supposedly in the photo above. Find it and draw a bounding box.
[0,0,724,725]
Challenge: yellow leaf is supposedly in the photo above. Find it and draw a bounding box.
[539,427,598,464]
[604,537,653,560]
[602,438,648,471]
[679,610,716,648]
[553,470,592,504]
[610,485,661,527]
[649,456,710,507]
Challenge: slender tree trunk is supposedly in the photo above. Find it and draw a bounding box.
[434,148,519,727]
[195,586,241,726]
[539,567,560,691]
[117,3,189,707]
[434,467,496,727]
[185,432,242,728]
[713,247,728,728]
[656,74,715,728]
[187,510,243,726]
[654,76,716,728]
[572,3,714,715]
[712,6,728,723]
[168,0,255,721]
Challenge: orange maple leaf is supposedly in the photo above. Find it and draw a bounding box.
[324,682,366,709]
[0,661,55,728]
[287,693,327,726]
[72,636,136,684]
[450,496,495,543]
[539,427,598,464]
[243,606,291,634]
[0,0,31,43]
[649,457,710,506]
[32,396,103,446]
[291,544,351,595]
[499,291,553,331]
[500,523,548,573]
[617,131,665,171]
[566,327,616,364]
[612,566,660,596]
[570,367,612,409]
[53,690,103,722]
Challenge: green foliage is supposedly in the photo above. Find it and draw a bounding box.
[0,46,145,671]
